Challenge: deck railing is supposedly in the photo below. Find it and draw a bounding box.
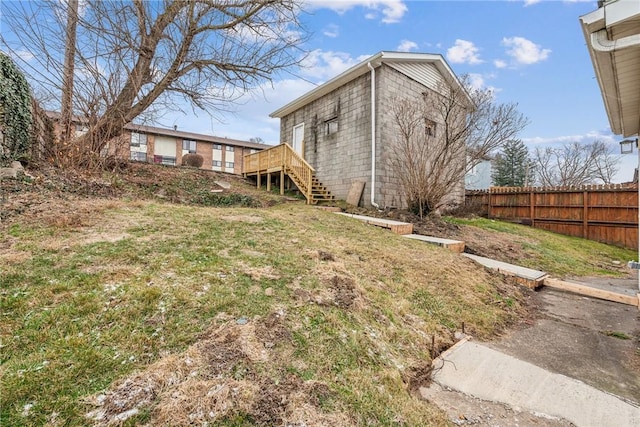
[244,143,315,203]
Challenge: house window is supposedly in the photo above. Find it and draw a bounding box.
[226,146,234,152]
[226,162,234,168]
[425,119,437,137]
[130,151,147,162]
[325,117,338,135]
[182,139,196,153]
[213,144,222,150]
[212,160,222,167]
[130,132,147,147]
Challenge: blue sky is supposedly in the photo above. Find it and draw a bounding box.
[162,0,634,181]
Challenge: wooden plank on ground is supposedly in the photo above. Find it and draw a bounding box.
[336,213,413,235]
[403,234,466,253]
[544,277,639,307]
[346,180,366,206]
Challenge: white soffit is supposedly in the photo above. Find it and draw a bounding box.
[580,0,640,137]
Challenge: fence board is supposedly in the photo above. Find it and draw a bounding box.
[465,185,638,249]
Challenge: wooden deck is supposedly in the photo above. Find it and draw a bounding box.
[243,144,334,204]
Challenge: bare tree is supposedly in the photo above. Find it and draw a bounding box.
[389,75,529,217]
[532,140,619,186]
[1,0,305,168]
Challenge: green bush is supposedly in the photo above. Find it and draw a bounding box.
[0,52,33,166]
[182,153,204,168]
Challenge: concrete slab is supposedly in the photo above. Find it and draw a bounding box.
[403,234,465,253]
[429,340,640,427]
[462,253,547,288]
[489,286,640,404]
[335,213,413,235]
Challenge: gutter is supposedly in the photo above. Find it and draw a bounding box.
[590,29,640,52]
[368,61,380,209]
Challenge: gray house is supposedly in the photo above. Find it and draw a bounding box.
[244,51,469,208]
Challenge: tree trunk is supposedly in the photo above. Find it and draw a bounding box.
[60,0,78,146]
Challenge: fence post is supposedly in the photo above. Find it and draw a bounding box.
[488,189,493,218]
[529,191,535,227]
[583,190,589,239]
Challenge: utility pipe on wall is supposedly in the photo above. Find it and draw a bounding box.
[367,62,380,209]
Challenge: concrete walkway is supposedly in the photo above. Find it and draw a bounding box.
[428,339,640,427]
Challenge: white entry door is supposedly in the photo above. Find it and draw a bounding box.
[292,123,304,157]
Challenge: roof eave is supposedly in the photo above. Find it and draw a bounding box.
[270,51,468,118]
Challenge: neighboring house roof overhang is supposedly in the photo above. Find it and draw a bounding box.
[580,0,640,137]
[45,110,267,150]
[270,51,470,118]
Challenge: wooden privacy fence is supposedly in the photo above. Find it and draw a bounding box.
[465,184,638,249]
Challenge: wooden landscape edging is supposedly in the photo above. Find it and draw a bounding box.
[543,277,640,308]
[465,184,638,249]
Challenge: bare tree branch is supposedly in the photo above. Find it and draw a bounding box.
[1,0,306,169]
[389,75,528,217]
[532,140,619,186]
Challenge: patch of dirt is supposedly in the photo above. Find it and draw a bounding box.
[403,363,434,395]
[318,250,335,261]
[86,313,350,426]
[254,311,291,349]
[328,275,357,309]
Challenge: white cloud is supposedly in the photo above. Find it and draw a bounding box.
[523,0,542,6]
[446,39,483,65]
[323,24,339,38]
[298,49,361,80]
[12,49,35,62]
[522,130,616,146]
[397,40,418,52]
[305,0,408,24]
[494,59,507,69]
[465,73,501,94]
[466,73,486,91]
[502,36,551,65]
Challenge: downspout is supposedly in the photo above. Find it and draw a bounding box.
[590,29,640,52]
[368,62,380,209]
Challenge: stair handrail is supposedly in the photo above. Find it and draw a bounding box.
[281,143,315,203]
[243,143,316,203]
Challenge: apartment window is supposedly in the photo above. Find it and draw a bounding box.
[226,162,234,168]
[182,139,196,153]
[213,144,222,150]
[425,119,437,137]
[226,146,235,152]
[325,117,338,135]
[153,155,176,166]
[130,151,147,162]
[212,160,222,167]
[130,132,147,147]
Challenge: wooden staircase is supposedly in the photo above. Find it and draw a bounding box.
[309,176,334,204]
[243,143,334,205]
